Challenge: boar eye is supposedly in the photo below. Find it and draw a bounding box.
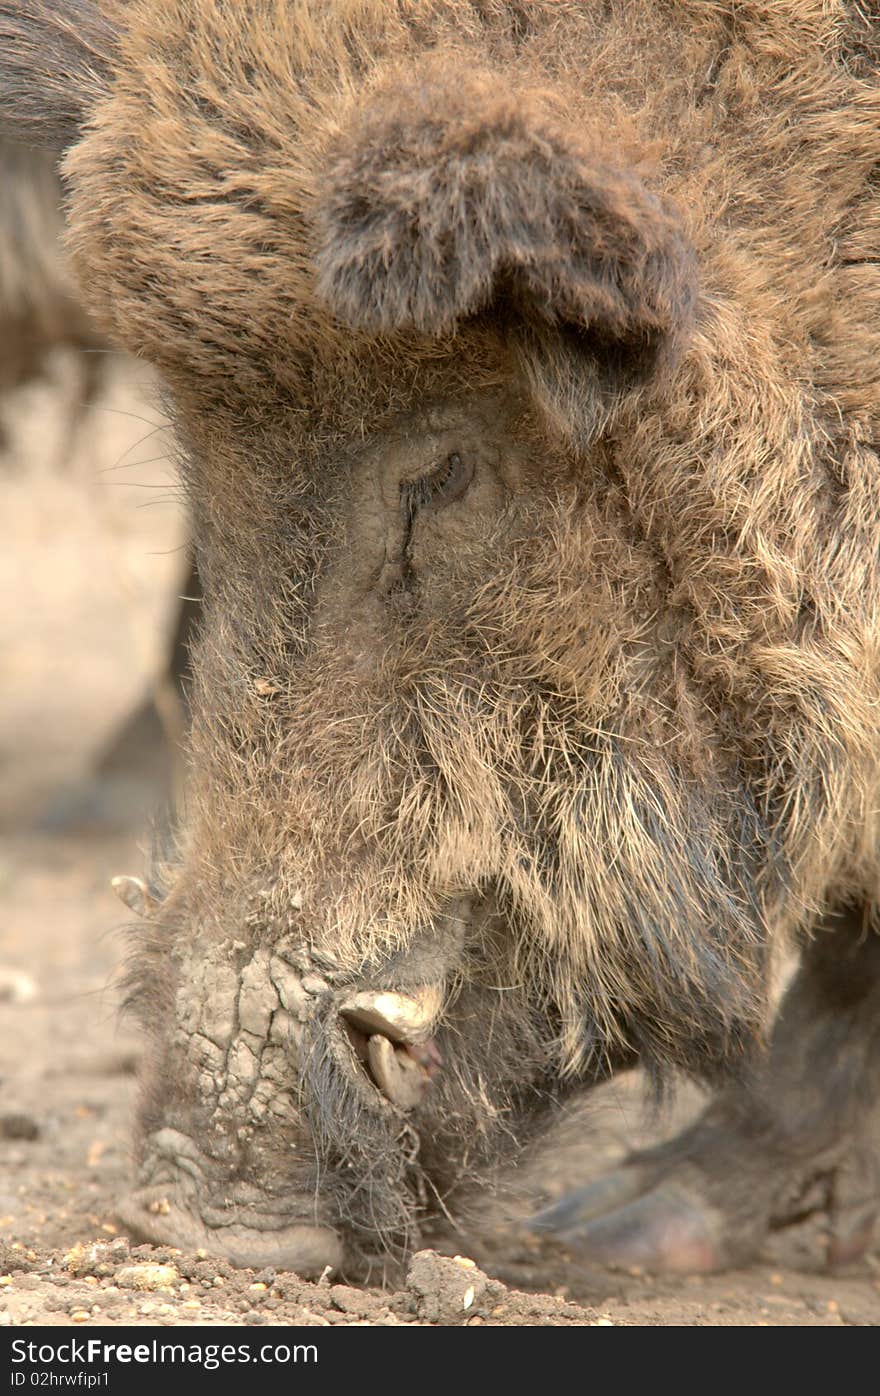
[401,451,474,524]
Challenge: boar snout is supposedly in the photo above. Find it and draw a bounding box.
[116,940,350,1273]
[117,914,468,1268]
[116,1179,343,1278]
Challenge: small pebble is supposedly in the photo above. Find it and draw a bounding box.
[116,1264,179,1291]
[0,968,38,1004]
[0,1114,40,1141]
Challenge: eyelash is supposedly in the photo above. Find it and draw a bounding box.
[401,452,474,525]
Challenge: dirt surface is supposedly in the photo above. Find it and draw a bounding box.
[1,354,878,1326]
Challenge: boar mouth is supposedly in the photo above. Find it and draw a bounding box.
[338,986,445,1111]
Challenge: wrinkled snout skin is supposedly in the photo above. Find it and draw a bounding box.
[5,0,879,1272]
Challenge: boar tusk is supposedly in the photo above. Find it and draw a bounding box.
[367,1034,431,1110]
[111,875,155,917]
[339,985,443,1045]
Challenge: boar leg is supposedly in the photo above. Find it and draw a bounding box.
[92,551,199,788]
[533,902,880,1272]
[39,553,199,830]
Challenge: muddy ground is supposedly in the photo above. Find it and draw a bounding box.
[1,354,878,1327]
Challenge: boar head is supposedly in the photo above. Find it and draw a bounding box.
[6,0,873,1274]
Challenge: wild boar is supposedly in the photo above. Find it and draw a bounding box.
[40,553,200,833]
[0,137,105,427]
[0,132,198,829]
[2,0,878,1276]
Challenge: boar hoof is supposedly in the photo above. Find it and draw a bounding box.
[532,1118,880,1274]
[531,1169,725,1274]
[826,1209,878,1269]
[116,1188,343,1276]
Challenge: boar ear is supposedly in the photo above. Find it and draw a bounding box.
[316,68,696,426]
[0,0,117,149]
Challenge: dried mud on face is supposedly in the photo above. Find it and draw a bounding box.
[1,359,878,1327]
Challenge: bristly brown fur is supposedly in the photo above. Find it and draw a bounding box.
[0,0,117,148]
[314,64,697,376]
[2,0,879,1259]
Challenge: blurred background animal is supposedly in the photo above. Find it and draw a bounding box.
[0,135,197,831]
